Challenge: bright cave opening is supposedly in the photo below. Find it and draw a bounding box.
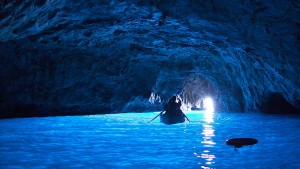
[180,76,218,111]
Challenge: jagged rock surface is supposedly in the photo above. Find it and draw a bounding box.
[0,0,299,118]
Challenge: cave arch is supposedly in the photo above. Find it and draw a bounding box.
[180,75,219,110]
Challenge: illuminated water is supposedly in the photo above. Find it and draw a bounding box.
[1,111,300,169]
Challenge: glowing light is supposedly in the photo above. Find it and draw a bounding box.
[204,98,214,112]
[204,111,214,123]
[203,98,214,123]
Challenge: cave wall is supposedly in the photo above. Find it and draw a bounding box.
[0,0,299,117]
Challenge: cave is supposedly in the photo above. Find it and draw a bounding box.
[0,0,300,118]
[260,92,300,114]
[180,75,218,110]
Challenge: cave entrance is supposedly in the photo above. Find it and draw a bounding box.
[180,76,218,111]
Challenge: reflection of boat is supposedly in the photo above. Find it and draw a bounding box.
[160,113,185,125]
[191,107,205,111]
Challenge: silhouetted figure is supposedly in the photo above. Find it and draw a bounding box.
[200,100,204,109]
[165,96,183,115]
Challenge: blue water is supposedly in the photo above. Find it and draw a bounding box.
[1,111,300,169]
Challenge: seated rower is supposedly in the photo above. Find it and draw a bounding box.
[165,96,183,115]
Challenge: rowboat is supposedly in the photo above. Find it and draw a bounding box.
[160,113,185,125]
[191,107,205,111]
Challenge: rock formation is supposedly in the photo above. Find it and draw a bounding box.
[0,0,299,118]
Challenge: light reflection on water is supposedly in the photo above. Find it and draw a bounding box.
[1,112,300,168]
[198,110,216,168]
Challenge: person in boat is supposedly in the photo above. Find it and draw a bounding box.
[200,100,204,109]
[165,96,183,115]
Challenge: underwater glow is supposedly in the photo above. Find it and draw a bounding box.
[2,113,300,168]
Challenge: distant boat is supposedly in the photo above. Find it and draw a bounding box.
[160,113,185,125]
[191,107,205,111]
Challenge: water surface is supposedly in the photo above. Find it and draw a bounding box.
[1,111,300,168]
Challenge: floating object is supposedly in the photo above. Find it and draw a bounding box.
[160,113,185,125]
[226,138,258,149]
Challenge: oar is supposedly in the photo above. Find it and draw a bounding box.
[149,111,164,123]
[181,112,190,122]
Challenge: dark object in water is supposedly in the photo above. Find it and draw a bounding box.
[226,138,258,148]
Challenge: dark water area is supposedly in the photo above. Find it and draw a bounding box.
[1,111,300,168]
